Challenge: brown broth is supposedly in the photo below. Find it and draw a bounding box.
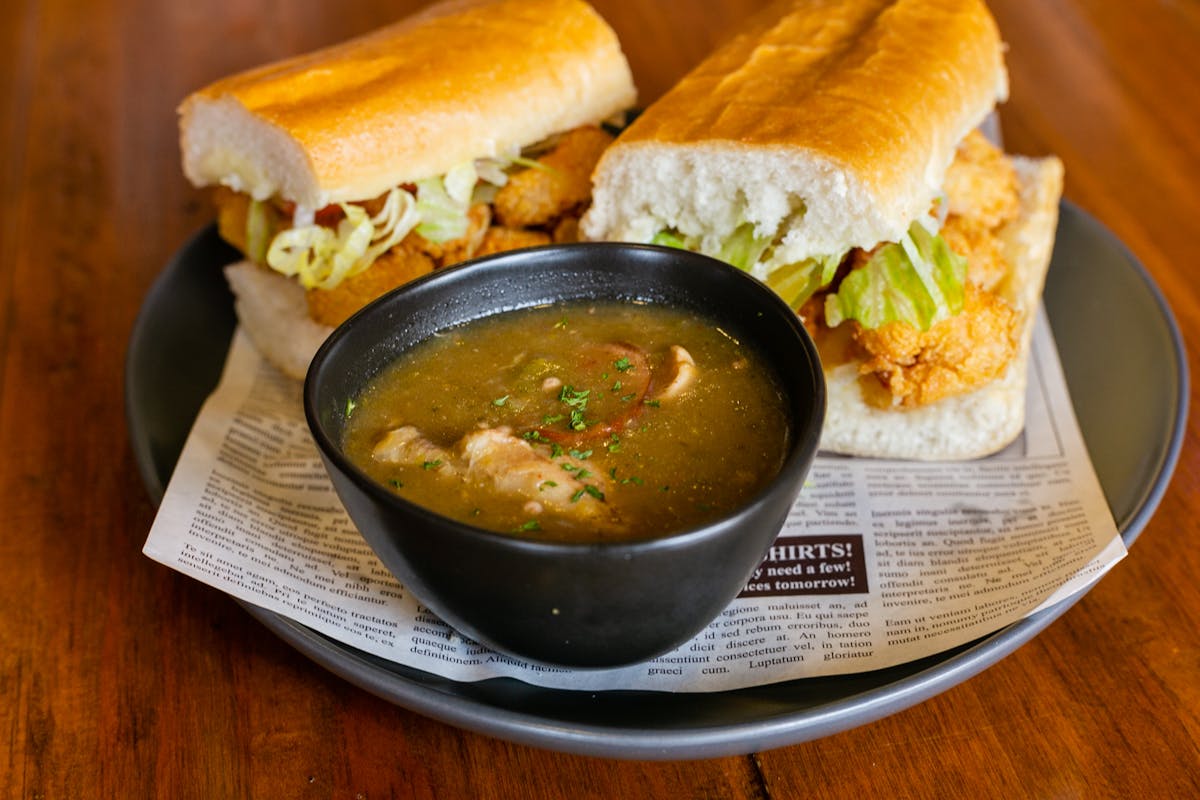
[341,301,792,542]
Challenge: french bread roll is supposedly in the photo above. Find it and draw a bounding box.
[178,0,636,379]
[181,0,636,211]
[582,0,1006,264]
[581,0,1064,460]
[819,156,1064,460]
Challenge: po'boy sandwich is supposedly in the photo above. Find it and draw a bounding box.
[582,0,1063,460]
[179,0,636,379]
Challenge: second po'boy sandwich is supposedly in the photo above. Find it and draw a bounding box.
[179,0,636,379]
[582,0,1063,460]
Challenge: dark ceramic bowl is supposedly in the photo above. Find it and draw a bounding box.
[304,243,825,668]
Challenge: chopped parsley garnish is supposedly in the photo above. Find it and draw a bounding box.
[515,519,541,532]
[492,395,509,407]
[570,485,606,503]
[553,317,569,330]
[614,356,634,372]
[621,475,644,486]
[558,385,591,431]
[611,380,622,392]
[542,413,565,425]
[422,460,443,470]
[568,448,593,460]
[560,463,591,480]
[645,399,661,408]
[345,398,357,417]
[388,479,403,489]
[539,480,558,491]
[550,442,564,458]
[606,434,621,453]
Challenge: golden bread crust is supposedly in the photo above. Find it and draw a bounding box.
[614,0,1003,203]
[584,0,1007,254]
[180,0,635,208]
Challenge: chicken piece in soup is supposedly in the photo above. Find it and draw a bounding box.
[341,301,792,542]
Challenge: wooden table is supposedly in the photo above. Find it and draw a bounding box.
[4,0,1197,795]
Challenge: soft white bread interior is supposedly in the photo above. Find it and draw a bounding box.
[180,0,636,210]
[224,262,332,380]
[819,155,1065,460]
[581,0,1007,265]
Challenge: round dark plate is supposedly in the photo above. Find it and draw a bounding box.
[125,202,1187,759]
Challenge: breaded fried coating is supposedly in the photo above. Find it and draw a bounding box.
[493,126,614,228]
[306,245,435,327]
[942,130,1020,229]
[475,226,552,257]
[941,213,1009,291]
[852,283,1018,408]
[552,215,581,243]
[408,203,493,267]
[213,186,252,253]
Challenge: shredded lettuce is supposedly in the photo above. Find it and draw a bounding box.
[245,199,272,264]
[651,229,688,249]
[649,222,772,273]
[266,187,419,290]
[824,222,966,331]
[763,254,843,309]
[650,225,841,309]
[718,223,772,271]
[415,172,472,243]
[263,157,525,289]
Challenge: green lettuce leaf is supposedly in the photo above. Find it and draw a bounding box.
[414,174,471,242]
[824,223,967,331]
[266,187,420,290]
[718,223,771,271]
[763,254,843,309]
[650,229,688,249]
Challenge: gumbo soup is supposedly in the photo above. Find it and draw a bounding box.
[342,301,792,542]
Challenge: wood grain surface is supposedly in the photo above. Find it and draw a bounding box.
[3,0,1197,796]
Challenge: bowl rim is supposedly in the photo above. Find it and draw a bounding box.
[303,241,827,555]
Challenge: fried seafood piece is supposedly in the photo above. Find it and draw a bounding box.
[213,186,252,252]
[552,215,581,243]
[852,283,1018,408]
[940,213,1010,292]
[493,126,614,228]
[942,130,1020,229]
[475,226,552,257]
[407,203,492,267]
[306,244,435,327]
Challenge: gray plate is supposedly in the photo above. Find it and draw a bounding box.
[125,202,1187,759]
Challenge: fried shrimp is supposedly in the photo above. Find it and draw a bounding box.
[475,226,552,257]
[306,244,435,327]
[493,126,614,228]
[408,203,493,267]
[852,283,1018,408]
[942,130,1020,229]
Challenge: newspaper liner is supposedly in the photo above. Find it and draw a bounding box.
[143,310,1124,692]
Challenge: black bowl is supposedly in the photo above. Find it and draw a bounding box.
[304,243,825,668]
